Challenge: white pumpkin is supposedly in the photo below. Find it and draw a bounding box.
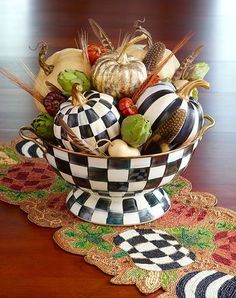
[157,49,180,80]
[122,44,147,61]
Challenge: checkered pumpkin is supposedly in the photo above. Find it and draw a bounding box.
[136,80,209,150]
[54,90,121,152]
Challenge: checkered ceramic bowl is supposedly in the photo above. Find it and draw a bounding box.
[19,115,214,226]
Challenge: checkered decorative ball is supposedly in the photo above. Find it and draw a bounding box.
[113,229,196,271]
[54,90,121,152]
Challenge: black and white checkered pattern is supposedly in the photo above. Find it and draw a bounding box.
[54,90,120,152]
[113,229,196,271]
[45,139,199,196]
[66,187,170,225]
[44,138,198,224]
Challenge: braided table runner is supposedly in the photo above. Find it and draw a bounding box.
[1,138,236,297]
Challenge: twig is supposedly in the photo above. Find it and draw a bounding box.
[57,115,106,156]
[132,31,194,103]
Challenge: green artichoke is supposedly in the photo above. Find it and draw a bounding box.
[121,114,152,148]
[57,69,91,96]
[31,112,54,141]
[188,62,210,81]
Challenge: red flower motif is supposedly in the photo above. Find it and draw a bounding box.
[213,230,236,268]
[1,160,56,192]
[157,200,208,227]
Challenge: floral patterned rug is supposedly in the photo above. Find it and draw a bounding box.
[1,138,236,297]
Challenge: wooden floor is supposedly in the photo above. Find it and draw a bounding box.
[0,0,236,297]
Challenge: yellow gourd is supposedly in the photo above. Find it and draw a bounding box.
[34,48,91,111]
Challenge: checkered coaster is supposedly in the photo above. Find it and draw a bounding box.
[113,229,196,271]
[45,140,199,196]
[66,187,170,225]
[53,90,120,151]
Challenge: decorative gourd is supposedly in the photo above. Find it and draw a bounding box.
[54,84,121,152]
[91,35,148,99]
[122,44,147,61]
[126,45,180,80]
[136,79,210,153]
[108,139,141,157]
[34,48,91,111]
[157,49,180,80]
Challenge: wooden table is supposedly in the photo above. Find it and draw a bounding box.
[0,0,235,297]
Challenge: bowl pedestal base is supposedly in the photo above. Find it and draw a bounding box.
[66,187,171,226]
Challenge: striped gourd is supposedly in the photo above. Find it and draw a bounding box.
[136,80,209,153]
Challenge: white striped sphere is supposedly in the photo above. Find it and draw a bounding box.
[176,270,236,298]
[136,82,204,148]
[53,90,121,152]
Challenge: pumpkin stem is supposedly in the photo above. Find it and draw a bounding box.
[71,83,87,106]
[37,42,54,75]
[117,34,147,64]
[177,79,210,100]
[133,18,153,48]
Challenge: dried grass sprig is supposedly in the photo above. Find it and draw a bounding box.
[172,44,204,81]
[18,59,36,82]
[88,18,114,50]
[78,29,90,62]
[0,67,43,103]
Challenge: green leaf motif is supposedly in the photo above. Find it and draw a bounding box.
[112,251,129,259]
[0,185,46,203]
[74,240,92,250]
[78,223,93,234]
[96,226,114,235]
[168,227,215,249]
[0,147,21,170]
[63,224,114,253]
[50,176,71,193]
[160,270,177,289]
[216,221,236,231]
[0,147,21,162]
[124,267,147,280]
[163,181,186,196]
[65,230,77,238]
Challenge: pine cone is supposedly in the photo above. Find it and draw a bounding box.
[143,41,166,72]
